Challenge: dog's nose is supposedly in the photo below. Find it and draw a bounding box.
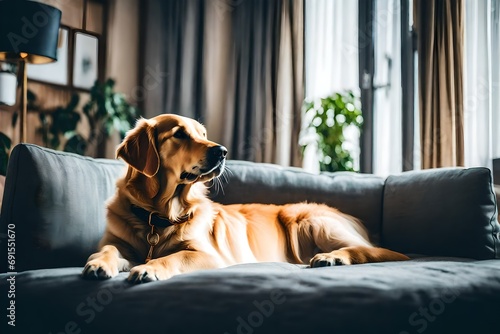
[210,145,228,159]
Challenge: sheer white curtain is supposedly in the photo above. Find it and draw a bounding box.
[464,0,500,169]
[304,0,404,175]
[303,0,359,172]
[372,0,403,176]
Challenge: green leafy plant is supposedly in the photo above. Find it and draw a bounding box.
[37,78,138,155]
[302,91,363,172]
[38,93,81,152]
[0,132,11,176]
[82,78,138,148]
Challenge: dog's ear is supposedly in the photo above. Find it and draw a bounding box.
[116,119,160,178]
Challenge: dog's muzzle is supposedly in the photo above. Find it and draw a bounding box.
[181,145,227,182]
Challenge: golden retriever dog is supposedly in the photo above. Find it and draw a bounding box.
[82,114,409,283]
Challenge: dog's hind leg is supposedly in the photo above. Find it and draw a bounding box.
[279,203,409,267]
[309,246,410,267]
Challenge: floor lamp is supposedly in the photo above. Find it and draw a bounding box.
[0,0,61,143]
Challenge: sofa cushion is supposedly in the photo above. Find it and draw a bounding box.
[2,259,500,334]
[211,160,386,243]
[383,168,500,259]
[0,144,125,272]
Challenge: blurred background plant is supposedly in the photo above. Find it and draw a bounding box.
[0,132,11,175]
[81,78,138,153]
[37,92,82,153]
[36,78,138,155]
[302,91,363,172]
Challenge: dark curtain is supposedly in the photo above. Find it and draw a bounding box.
[223,0,280,162]
[142,0,206,121]
[416,0,465,168]
[142,0,304,167]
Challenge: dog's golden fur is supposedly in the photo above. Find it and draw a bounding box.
[82,114,409,283]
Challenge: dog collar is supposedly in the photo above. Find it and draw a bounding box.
[130,205,190,228]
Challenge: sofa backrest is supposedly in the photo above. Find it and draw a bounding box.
[383,168,499,259]
[0,144,125,272]
[0,144,498,272]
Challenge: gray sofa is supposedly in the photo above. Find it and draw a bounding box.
[1,143,500,334]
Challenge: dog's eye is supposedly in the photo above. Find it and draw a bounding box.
[173,129,188,139]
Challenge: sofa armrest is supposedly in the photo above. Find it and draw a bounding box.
[382,167,500,259]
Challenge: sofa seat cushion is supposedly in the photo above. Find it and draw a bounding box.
[2,259,500,334]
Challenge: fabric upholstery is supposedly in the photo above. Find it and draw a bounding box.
[383,167,499,259]
[1,259,500,334]
[0,144,125,272]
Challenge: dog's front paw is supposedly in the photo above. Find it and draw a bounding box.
[82,259,119,279]
[310,251,352,268]
[127,263,173,284]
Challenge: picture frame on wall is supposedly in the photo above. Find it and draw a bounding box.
[72,31,99,90]
[28,27,70,86]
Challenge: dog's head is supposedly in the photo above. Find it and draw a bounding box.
[116,114,227,206]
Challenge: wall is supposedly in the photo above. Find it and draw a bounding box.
[105,0,139,99]
[104,0,140,157]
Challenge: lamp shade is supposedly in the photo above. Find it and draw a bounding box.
[0,0,61,64]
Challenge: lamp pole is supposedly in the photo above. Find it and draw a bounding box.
[19,58,27,143]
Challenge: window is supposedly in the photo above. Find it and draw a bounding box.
[304,0,416,175]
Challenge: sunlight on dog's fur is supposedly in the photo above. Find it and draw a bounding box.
[82,114,409,283]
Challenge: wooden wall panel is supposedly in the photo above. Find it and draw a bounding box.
[33,0,85,29]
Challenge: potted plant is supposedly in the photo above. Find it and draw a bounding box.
[37,78,138,156]
[302,91,363,172]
